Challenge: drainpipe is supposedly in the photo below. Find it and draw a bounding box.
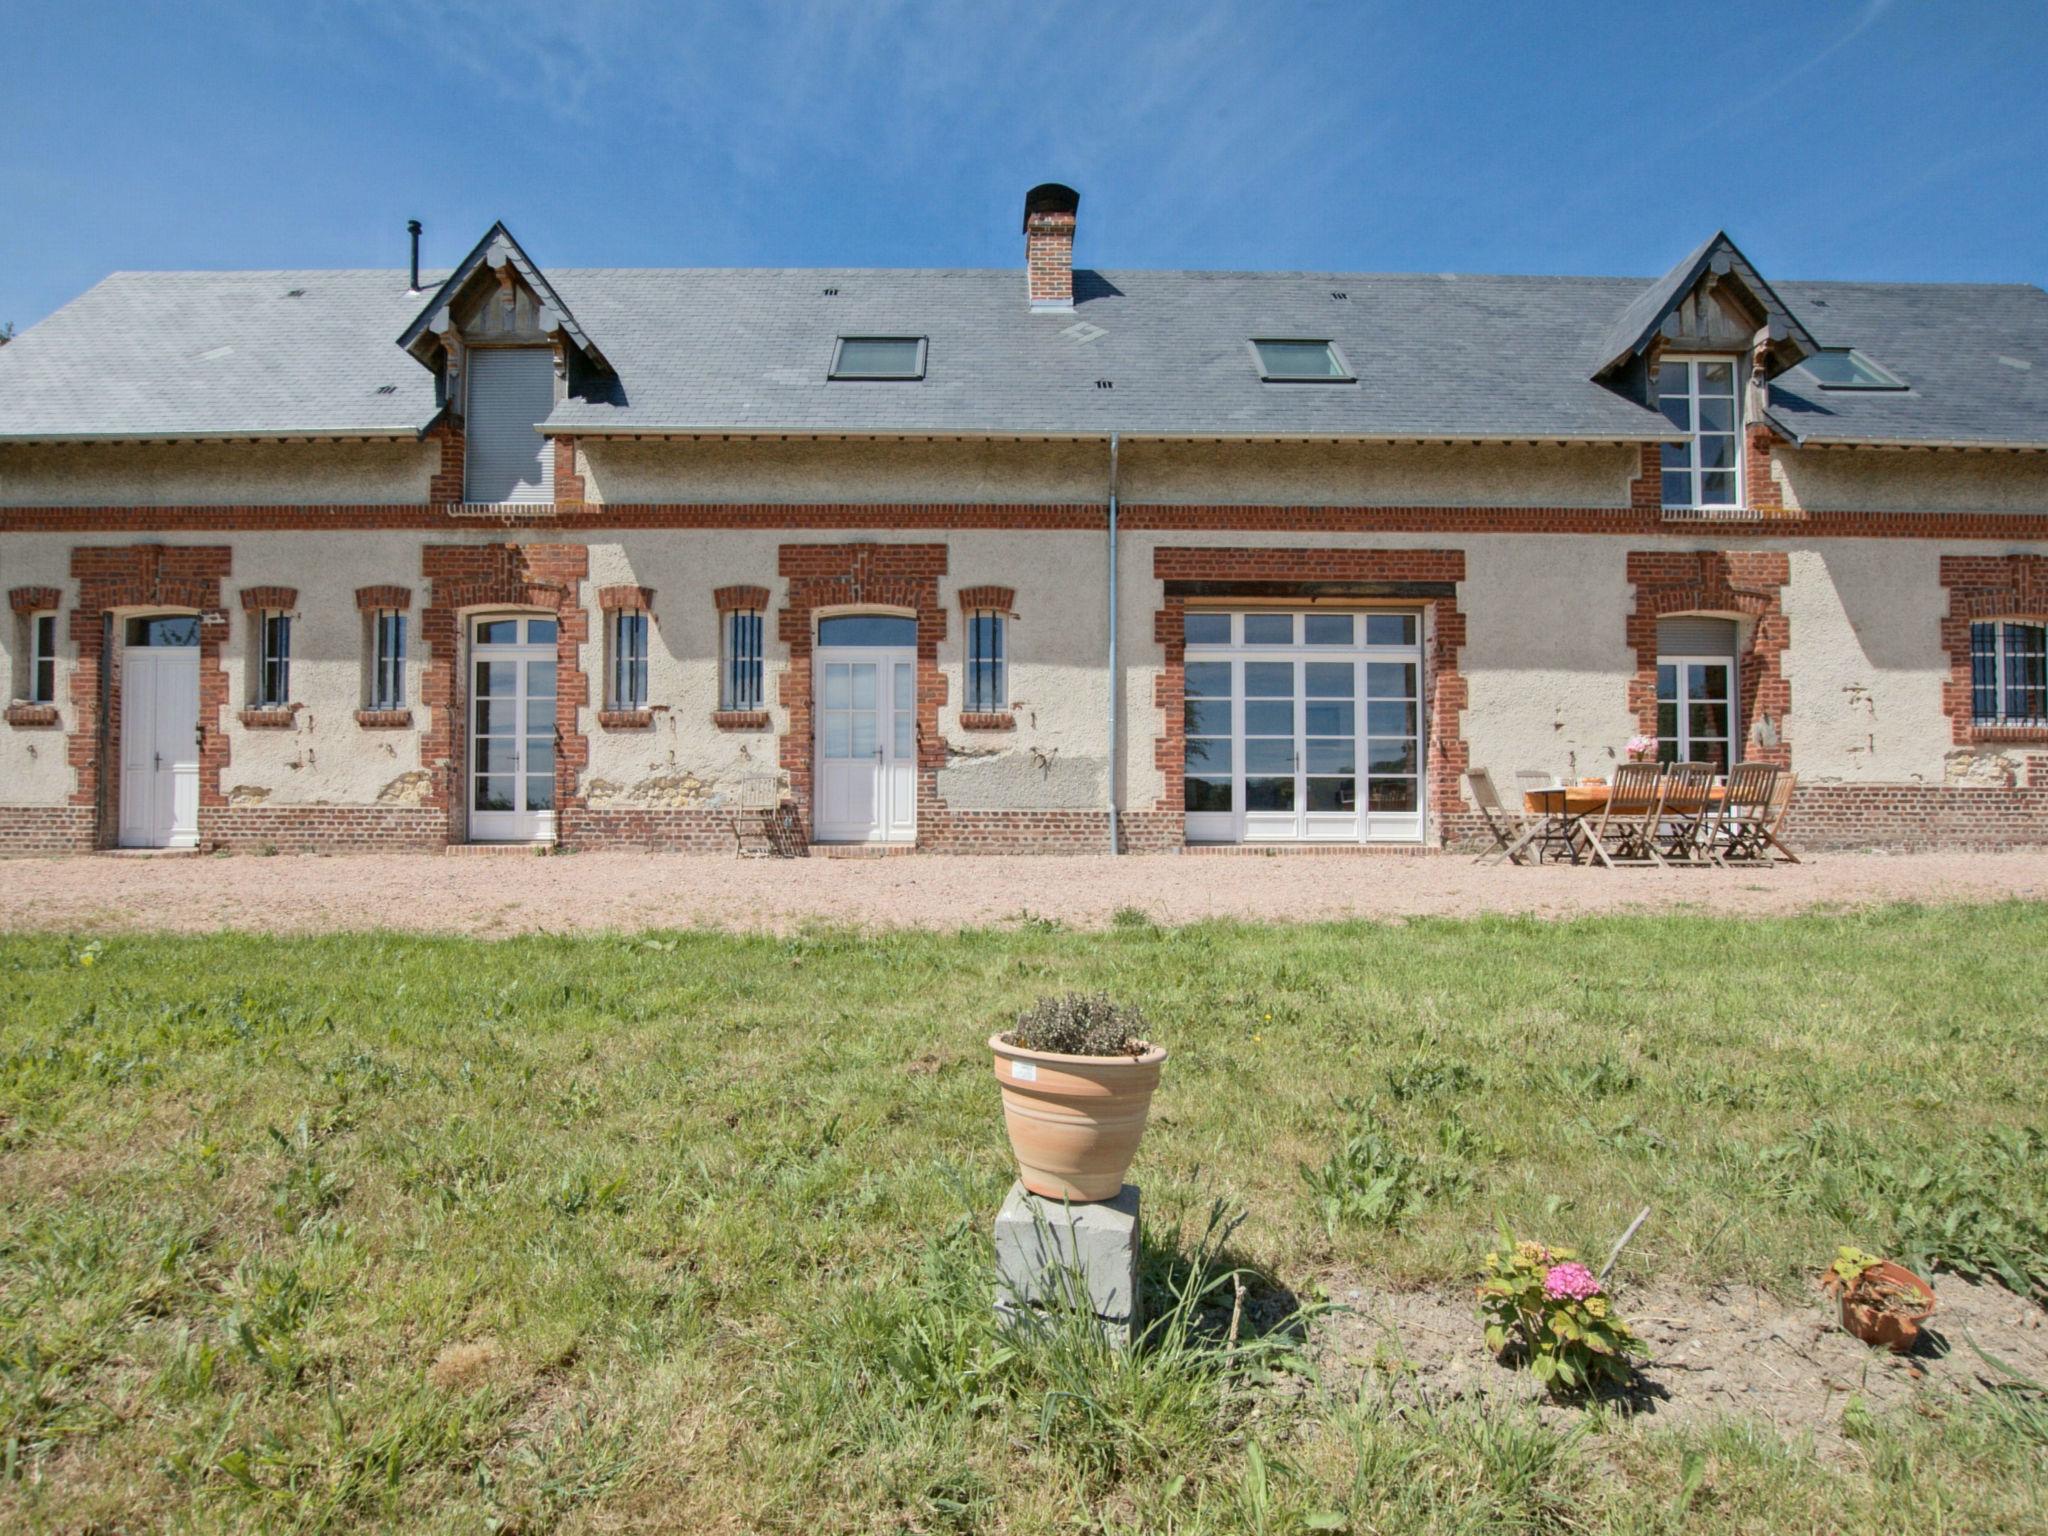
[1106,432,1121,854]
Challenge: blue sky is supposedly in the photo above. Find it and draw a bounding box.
[5,0,2046,330]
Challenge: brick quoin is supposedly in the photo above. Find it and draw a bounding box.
[1939,554,2048,745]
[778,543,948,845]
[65,545,233,848]
[1626,551,1792,767]
[420,544,590,843]
[1149,547,1468,847]
[553,436,587,510]
[426,417,465,504]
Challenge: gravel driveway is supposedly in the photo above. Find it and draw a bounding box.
[3,848,2044,935]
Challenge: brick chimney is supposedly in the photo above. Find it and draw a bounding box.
[1023,182,1080,310]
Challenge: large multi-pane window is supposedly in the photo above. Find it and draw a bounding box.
[965,610,1007,712]
[1971,620,2047,725]
[722,608,764,711]
[1657,357,1742,509]
[608,610,649,710]
[369,610,406,710]
[255,612,292,707]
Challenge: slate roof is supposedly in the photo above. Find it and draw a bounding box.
[3,258,2045,448]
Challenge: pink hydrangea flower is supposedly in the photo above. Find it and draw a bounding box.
[1543,1262,1600,1302]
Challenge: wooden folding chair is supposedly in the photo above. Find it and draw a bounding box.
[1704,761,1781,865]
[1467,768,1536,865]
[729,775,788,858]
[1579,761,1668,868]
[1655,761,1717,864]
[1764,770,1802,864]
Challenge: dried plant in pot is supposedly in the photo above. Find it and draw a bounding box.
[989,993,1166,1202]
[1822,1247,1936,1353]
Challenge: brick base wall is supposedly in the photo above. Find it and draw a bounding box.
[0,806,98,854]
[205,806,449,853]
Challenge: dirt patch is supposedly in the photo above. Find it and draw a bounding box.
[1318,1271,2048,1452]
[0,848,2044,936]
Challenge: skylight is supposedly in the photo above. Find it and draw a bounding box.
[1251,339,1353,382]
[1800,348,1907,390]
[830,336,926,380]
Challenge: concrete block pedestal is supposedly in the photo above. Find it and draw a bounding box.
[994,1181,1140,1347]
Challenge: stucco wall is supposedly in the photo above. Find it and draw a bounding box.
[0,439,436,507]
[1123,439,1644,507]
[1776,447,2048,514]
[0,539,77,803]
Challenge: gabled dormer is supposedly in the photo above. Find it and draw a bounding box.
[398,222,608,504]
[1594,233,1819,513]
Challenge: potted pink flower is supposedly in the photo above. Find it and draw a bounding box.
[1624,734,1658,763]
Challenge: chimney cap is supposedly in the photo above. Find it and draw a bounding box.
[1022,182,1080,231]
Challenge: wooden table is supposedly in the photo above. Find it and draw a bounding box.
[1516,782,1726,865]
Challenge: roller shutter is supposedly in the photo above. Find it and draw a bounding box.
[1656,616,1737,657]
[464,349,555,504]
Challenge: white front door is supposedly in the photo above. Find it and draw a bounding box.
[119,622,202,849]
[813,646,916,843]
[469,616,559,842]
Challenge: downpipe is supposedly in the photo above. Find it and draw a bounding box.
[1106,432,1121,855]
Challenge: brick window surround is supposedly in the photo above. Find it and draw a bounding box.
[420,544,590,843]
[1625,551,1791,766]
[66,545,233,847]
[710,586,774,731]
[1940,554,2048,744]
[594,586,658,728]
[778,543,948,842]
[355,584,412,612]
[957,584,1017,729]
[7,587,65,728]
[1149,547,1468,840]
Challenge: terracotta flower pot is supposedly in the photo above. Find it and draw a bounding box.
[1825,1260,1936,1353]
[989,1032,1167,1202]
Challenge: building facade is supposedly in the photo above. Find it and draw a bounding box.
[4,188,2047,855]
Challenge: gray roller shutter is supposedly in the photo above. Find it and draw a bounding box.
[464,349,555,504]
[1656,616,1737,656]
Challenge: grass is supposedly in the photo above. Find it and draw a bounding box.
[0,903,2044,1531]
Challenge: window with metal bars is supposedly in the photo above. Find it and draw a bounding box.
[368,610,406,709]
[25,612,57,704]
[965,610,1006,712]
[255,612,292,707]
[609,610,649,710]
[1971,619,2048,725]
[722,609,763,711]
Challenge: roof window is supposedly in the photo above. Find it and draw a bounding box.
[1251,339,1353,382]
[830,336,926,380]
[1800,348,1907,390]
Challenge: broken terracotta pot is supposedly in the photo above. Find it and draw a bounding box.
[1825,1260,1936,1353]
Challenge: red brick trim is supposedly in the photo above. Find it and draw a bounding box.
[597,707,654,730]
[1149,548,1467,843]
[957,711,1016,731]
[239,585,298,611]
[1939,554,2048,745]
[1744,424,1792,516]
[355,584,412,611]
[778,543,948,843]
[1629,443,1663,513]
[714,584,771,612]
[5,703,60,728]
[354,708,413,729]
[554,435,586,510]
[66,545,233,845]
[9,586,61,614]
[598,584,655,611]
[238,705,300,729]
[420,544,590,842]
[1625,551,1791,767]
[711,709,771,732]
[427,416,465,504]
[957,584,1016,613]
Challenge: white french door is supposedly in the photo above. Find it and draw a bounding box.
[469,616,558,842]
[119,617,202,849]
[1656,656,1734,773]
[813,646,916,843]
[1183,610,1424,844]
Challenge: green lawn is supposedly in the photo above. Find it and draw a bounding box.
[2,906,2045,1532]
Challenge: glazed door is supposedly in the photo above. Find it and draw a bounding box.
[469,616,558,842]
[813,648,916,842]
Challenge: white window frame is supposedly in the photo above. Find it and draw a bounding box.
[608,609,650,711]
[1971,618,2048,726]
[1657,355,1744,510]
[965,610,1007,712]
[1655,654,1737,772]
[25,610,58,705]
[255,611,292,708]
[368,609,406,710]
[721,608,765,711]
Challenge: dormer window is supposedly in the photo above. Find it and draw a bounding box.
[830,337,926,380]
[1657,357,1742,509]
[1251,339,1353,381]
[464,348,556,504]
